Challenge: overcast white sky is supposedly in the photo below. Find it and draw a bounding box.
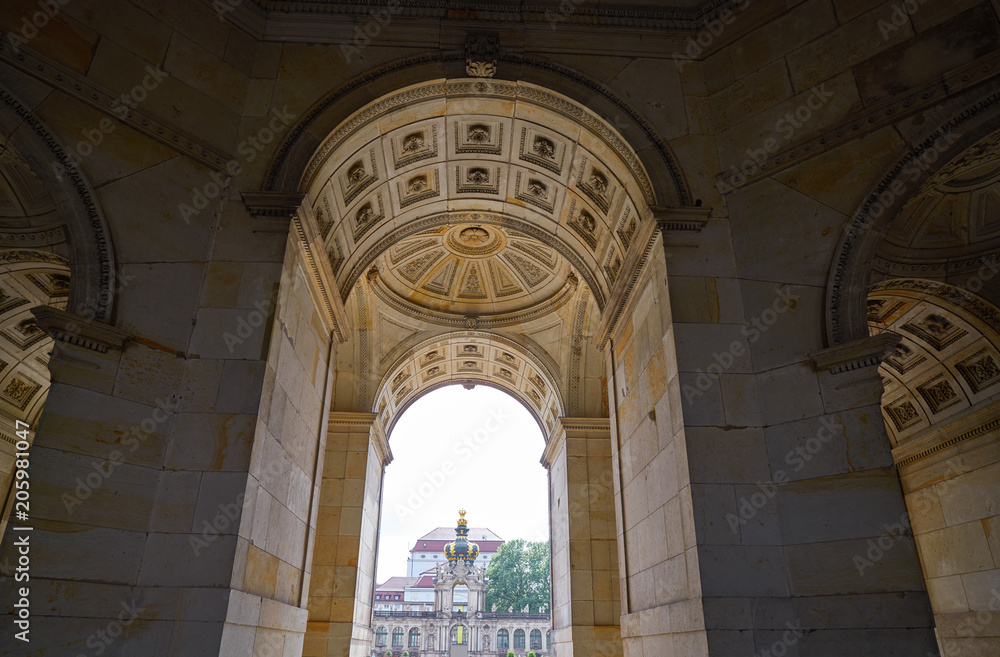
[375,385,550,583]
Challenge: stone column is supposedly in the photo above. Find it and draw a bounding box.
[304,411,391,657]
[542,417,623,657]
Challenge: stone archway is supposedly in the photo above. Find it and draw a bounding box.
[866,279,1000,657]
[825,89,1000,347]
[290,76,676,657]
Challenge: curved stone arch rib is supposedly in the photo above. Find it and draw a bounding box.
[374,331,566,438]
[262,52,687,207]
[0,87,116,324]
[826,87,1000,346]
[299,78,657,207]
[869,278,1000,341]
[377,328,567,414]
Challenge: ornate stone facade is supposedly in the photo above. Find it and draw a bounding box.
[1,2,1000,657]
[370,512,551,657]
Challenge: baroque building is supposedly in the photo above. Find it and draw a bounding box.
[370,511,551,656]
[0,1,999,656]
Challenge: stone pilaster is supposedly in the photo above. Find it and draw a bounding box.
[304,412,391,657]
[543,417,623,657]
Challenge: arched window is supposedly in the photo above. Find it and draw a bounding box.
[514,629,525,649]
[530,629,542,649]
[409,627,421,648]
[392,627,404,648]
[546,629,551,649]
[497,628,509,649]
[375,627,387,646]
[451,624,467,645]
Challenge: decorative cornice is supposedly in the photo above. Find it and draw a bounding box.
[0,37,235,173]
[244,0,748,31]
[30,306,129,353]
[0,224,66,248]
[809,332,901,375]
[291,212,351,344]
[241,191,351,343]
[892,400,1000,468]
[896,418,1000,468]
[595,206,711,350]
[327,411,392,466]
[717,50,1000,191]
[868,278,1000,334]
[541,417,610,468]
[242,191,306,217]
[558,417,611,434]
[655,205,710,233]
[540,423,565,469]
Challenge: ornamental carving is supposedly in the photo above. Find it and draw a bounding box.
[956,349,1000,394]
[465,34,499,78]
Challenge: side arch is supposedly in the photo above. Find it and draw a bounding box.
[0,83,117,323]
[825,87,1000,346]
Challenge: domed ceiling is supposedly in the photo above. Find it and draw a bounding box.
[303,79,657,327]
[374,222,574,319]
[877,129,1000,272]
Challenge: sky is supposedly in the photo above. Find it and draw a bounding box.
[374,384,550,583]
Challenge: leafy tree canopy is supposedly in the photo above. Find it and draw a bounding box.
[484,539,550,614]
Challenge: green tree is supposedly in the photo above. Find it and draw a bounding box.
[485,539,551,613]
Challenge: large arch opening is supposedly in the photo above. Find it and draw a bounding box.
[300,77,663,657]
[855,124,1000,657]
[370,384,551,651]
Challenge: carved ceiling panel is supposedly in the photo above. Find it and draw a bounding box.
[375,224,572,320]
[0,256,68,432]
[373,332,565,437]
[869,282,1000,448]
[304,79,656,316]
